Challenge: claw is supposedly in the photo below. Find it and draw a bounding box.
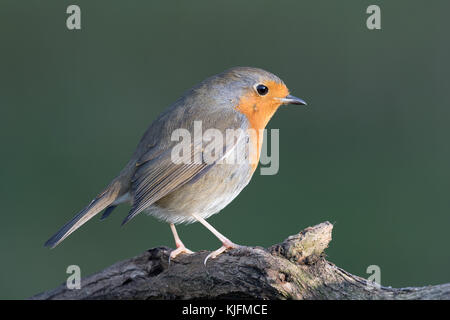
[170,246,194,259]
[168,244,194,265]
[204,240,240,265]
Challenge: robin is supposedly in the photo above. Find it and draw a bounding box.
[44,67,306,262]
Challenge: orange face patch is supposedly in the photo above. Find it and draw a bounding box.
[235,80,289,170]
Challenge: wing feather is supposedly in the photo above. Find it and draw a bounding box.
[121,107,248,225]
[122,145,210,225]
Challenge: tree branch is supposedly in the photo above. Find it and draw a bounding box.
[32,222,450,300]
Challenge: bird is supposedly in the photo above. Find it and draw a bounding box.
[44,67,307,262]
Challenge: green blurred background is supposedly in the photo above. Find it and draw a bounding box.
[1,0,449,299]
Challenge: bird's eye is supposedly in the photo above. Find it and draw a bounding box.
[256,84,268,96]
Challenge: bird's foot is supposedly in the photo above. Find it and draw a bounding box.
[204,240,241,265]
[169,242,194,263]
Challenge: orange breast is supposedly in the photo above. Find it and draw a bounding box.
[235,81,288,171]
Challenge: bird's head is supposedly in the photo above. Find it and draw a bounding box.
[215,67,307,130]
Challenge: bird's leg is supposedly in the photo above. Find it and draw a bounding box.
[169,223,194,260]
[192,213,241,265]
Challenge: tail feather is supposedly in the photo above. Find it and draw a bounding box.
[44,182,122,248]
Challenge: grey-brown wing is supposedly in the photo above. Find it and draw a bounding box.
[122,128,241,224]
[122,100,248,225]
[121,147,209,225]
[122,124,249,225]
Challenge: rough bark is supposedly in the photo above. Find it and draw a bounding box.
[32,222,450,300]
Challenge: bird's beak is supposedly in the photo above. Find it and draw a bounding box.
[278,94,307,106]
